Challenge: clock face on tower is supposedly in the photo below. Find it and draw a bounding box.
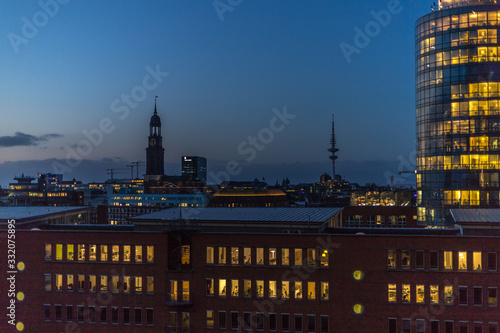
[150,138,156,146]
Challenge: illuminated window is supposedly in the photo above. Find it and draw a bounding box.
[402,284,411,303]
[147,277,154,294]
[77,275,85,292]
[269,280,277,299]
[100,245,108,261]
[182,281,189,301]
[444,251,453,270]
[294,248,303,266]
[55,274,62,291]
[135,276,143,293]
[307,248,316,266]
[181,245,190,265]
[445,286,454,305]
[256,248,264,265]
[244,279,251,298]
[206,310,215,329]
[66,244,74,261]
[231,279,239,297]
[430,285,439,304]
[111,276,119,294]
[112,245,119,262]
[147,246,154,263]
[282,281,290,299]
[243,247,251,265]
[45,244,52,261]
[269,248,277,265]
[256,280,264,298]
[100,275,108,292]
[206,278,214,296]
[459,251,467,270]
[282,248,290,266]
[134,245,142,262]
[123,245,131,262]
[123,276,131,293]
[67,274,74,291]
[308,282,316,300]
[473,252,482,271]
[56,244,63,261]
[295,281,303,300]
[89,275,96,292]
[219,279,227,297]
[401,250,410,269]
[78,244,85,261]
[387,250,396,268]
[320,249,329,267]
[416,285,425,304]
[488,287,497,307]
[182,312,189,332]
[170,280,178,301]
[89,244,96,261]
[231,247,239,264]
[388,284,397,303]
[206,246,214,264]
[218,247,226,264]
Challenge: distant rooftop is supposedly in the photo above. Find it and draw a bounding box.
[439,0,499,10]
[132,207,343,223]
[0,206,88,220]
[450,209,500,224]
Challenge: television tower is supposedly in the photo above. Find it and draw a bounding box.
[328,112,339,178]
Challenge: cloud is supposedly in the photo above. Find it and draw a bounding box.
[0,132,63,148]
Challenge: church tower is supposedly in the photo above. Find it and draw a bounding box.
[145,97,165,176]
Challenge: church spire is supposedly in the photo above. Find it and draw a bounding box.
[154,96,158,115]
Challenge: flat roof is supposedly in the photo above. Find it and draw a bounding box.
[132,207,343,223]
[0,206,88,220]
[450,209,500,223]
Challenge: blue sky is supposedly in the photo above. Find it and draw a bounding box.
[0,0,429,186]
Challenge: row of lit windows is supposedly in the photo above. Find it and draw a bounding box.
[419,119,500,137]
[345,215,407,228]
[205,311,329,332]
[387,250,498,271]
[389,317,498,333]
[206,246,329,267]
[201,278,329,301]
[43,273,154,294]
[43,304,154,326]
[451,83,500,99]
[44,243,154,263]
[388,283,498,307]
[417,83,500,102]
[168,280,191,302]
[417,11,500,38]
[417,155,500,171]
[418,30,497,54]
[418,47,500,74]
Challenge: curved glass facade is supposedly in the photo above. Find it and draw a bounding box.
[416,4,500,225]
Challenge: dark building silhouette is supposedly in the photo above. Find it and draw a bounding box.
[182,156,207,183]
[145,98,165,176]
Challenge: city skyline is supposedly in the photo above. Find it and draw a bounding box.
[0,0,426,187]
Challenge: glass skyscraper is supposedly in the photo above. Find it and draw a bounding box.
[417,0,500,225]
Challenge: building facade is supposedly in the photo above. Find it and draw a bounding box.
[182,156,207,183]
[416,0,500,225]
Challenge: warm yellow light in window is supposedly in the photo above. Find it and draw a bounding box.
[353,270,364,281]
[353,304,364,315]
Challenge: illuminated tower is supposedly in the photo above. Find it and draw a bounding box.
[328,113,339,178]
[146,97,165,176]
[416,0,500,225]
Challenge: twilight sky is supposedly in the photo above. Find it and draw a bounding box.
[0,0,429,187]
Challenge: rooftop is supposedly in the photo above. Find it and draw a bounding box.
[0,206,88,220]
[132,207,343,223]
[450,208,500,224]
